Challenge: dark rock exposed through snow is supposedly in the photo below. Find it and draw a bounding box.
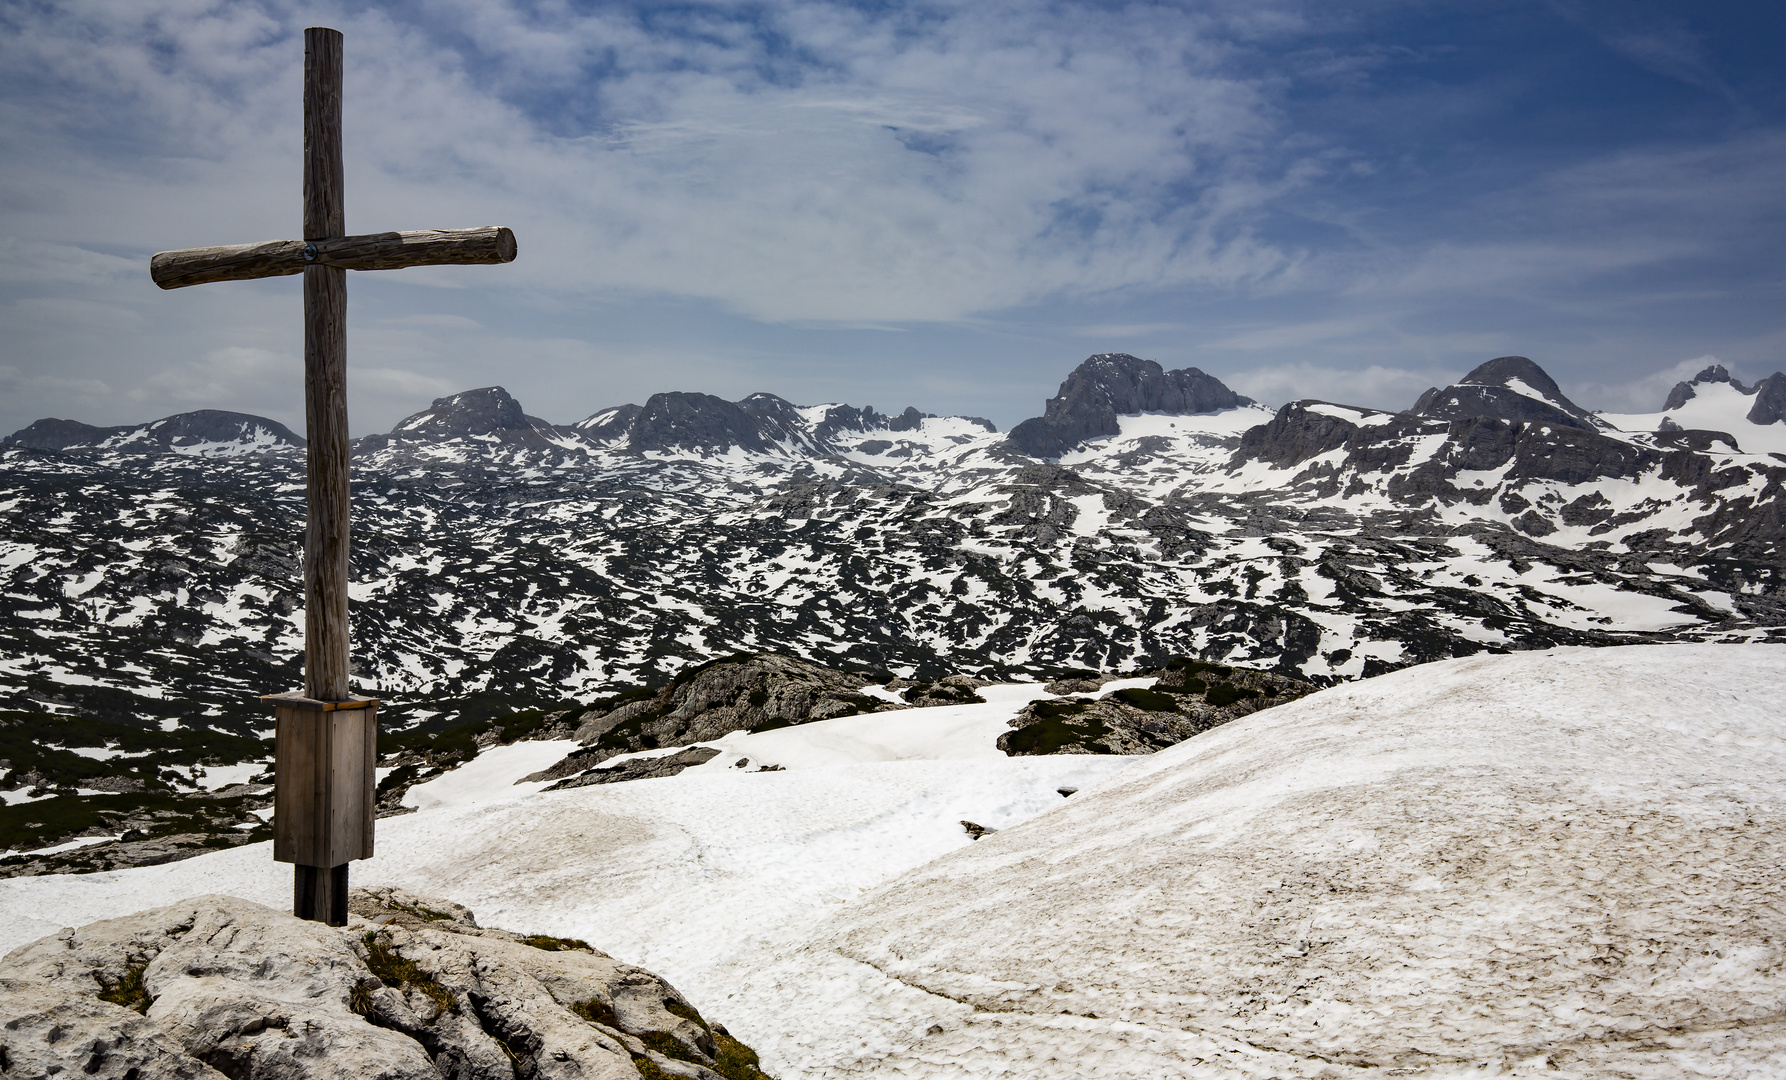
[1006,353,1252,457]
[999,657,1314,756]
[2,410,303,454]
[1411,355,1601,431]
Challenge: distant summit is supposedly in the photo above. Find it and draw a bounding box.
[354,387,565,453]
[1411,355,1600,431]
[576,391,985,455]
[2,410,302,455]
[1006,353,1252,458]
[1661,364,1786,426]
[1749,373,1786,426]
[1663,364,1749,410]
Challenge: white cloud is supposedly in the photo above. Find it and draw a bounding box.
[1,0,1312,325]
[1567,354,1737,415]
[0,1,1776,434]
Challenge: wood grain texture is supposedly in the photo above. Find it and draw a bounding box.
[303,263,351,701]
[303,27,344,242]
[150,227,517,289]
[302,26,351,705]
[261,692,379,712]
[150,239,307,290]
[319,226,517,271]
[272,703,375,867]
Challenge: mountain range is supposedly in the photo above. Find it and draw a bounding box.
[0,352,1780,739]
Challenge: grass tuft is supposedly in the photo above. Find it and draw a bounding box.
[639,1030,703,1064]
[361,931,457,1019]
[712,1026,775,1079]
[631,1054,670,1079]
[522,933,592,952]
[571,996,620,1027]
[96,962,152,1014]
[662,998,707,1029]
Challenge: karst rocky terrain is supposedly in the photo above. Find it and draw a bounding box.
[0,887,773,1079]
[1,352,1782,870]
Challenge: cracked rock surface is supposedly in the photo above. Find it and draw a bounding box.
[0,887,770,1080]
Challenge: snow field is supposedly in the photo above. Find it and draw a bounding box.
[1602,379,1786,457]
[2,649,1782,1078]
[716,644,1785,1078]
[0,686,1142,1013]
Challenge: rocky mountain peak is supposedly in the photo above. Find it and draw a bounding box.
[2,409,303,455]
[1412,355,1598,432]
[629,391,767,452]
[1459,355,1570,397]
[1006,353,1253,458]
[389,386,533,438]
[572,391,963,455]
[1748,371,1786,426]
[1663,364,1749,410]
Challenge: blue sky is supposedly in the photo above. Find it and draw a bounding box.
[0,0,1780,435]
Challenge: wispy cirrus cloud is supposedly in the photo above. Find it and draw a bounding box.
[0,1,1777,434]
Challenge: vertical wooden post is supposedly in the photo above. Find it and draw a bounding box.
[303,26,350,703]
[294,26,355,923]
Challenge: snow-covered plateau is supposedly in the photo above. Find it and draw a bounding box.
[1,353,1781,745]
[4,643,1781,1078]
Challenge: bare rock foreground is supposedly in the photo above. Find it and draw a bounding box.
[0,887,769,1079]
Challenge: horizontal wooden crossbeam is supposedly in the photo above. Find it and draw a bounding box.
[261,691,379,712]
[150,226,516,290]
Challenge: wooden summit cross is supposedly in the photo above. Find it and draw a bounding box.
[149,27,516,925]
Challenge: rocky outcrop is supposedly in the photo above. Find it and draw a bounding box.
[3,410,303,454]
[1235,402,1437,471]
[1007,353,1252,457]
[0,889,772,1080]
[1412,355,1599,432]
[548,746,723,789]
[1662,363,1750,410]
[526,654,905,784]
[998,659,1312,755]
[1750,372,1786,426]
[354,387,565,454]
[1235,398,1676,497]
[811,404,963,443]
[574,403,644,441]
[574,393,967,455]
[895,675,989,707]
[628,392,770,453]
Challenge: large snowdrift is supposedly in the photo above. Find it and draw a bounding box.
[2,646,1780,1078]
[723,644,1785,1078]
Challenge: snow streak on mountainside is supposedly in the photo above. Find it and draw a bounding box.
[0,355,1780,736]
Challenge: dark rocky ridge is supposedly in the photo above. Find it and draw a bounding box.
[1658,363,1786,426]
[354,386,565,454]
[999,657,1313,756]
[525,654,907,785]
[1007,353,1252,457]
[577,391,986,456]
[1412,355,1600,431]
[1748,372,1786,426]
[2,410,303,453]
[1664,364,1751,410]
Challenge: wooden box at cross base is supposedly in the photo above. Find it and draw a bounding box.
[265,693,378,867]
